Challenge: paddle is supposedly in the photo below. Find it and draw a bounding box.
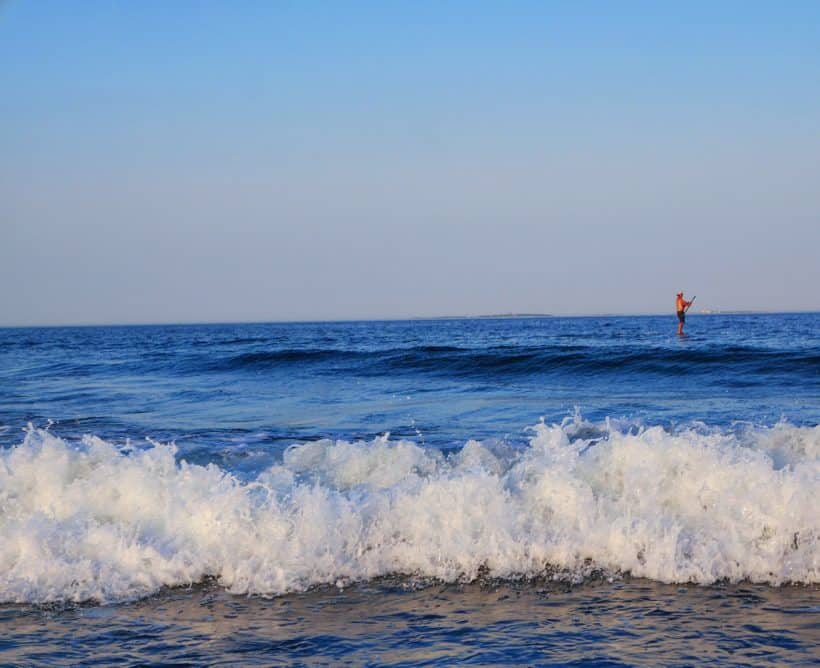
[685,296,696,312]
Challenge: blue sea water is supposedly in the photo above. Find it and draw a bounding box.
[0,313,818,665]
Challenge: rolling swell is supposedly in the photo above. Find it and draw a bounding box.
[212,344,820,380]
[217,349,366,369]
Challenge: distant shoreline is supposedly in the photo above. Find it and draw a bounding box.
[697,310,760,315]
[2,310,818,329]
[414,313,553,321]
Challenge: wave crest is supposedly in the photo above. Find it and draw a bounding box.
[0,418,817,603]
[207,344,820,379]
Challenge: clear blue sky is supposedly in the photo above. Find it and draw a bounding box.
[2,1,819,325]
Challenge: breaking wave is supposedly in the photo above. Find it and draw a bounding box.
[0,417,817,604]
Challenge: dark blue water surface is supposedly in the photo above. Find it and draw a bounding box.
[2,313,818,455]
[0,314,818,666]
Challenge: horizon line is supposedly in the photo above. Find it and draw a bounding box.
[1,309,818,330]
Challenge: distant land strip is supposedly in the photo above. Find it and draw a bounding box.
[417,313,554,320]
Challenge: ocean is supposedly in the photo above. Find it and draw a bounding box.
[0,313,818,665]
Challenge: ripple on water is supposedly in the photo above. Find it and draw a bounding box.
[0,579,817,666]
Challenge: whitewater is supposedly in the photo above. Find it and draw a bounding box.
[2,415,816,604]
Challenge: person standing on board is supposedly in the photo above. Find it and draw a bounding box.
[676,291,694,335]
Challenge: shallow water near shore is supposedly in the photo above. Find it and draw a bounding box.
[2,579,817,666]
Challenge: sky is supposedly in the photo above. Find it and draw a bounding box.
[1,1,819,325]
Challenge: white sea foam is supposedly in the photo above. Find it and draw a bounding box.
[0,418,817,603]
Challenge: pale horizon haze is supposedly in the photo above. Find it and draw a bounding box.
[2,2,819,326]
